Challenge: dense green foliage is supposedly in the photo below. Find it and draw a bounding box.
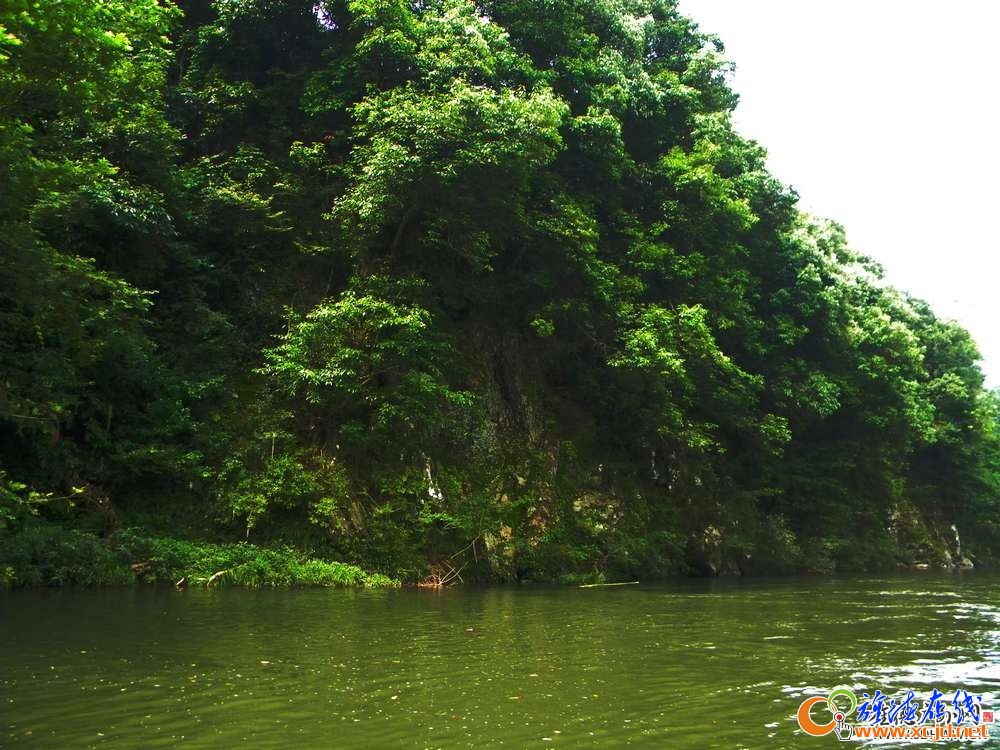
[2,0,999,583]
[0,528,398,587]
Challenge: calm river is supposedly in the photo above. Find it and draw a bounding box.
[2,575,999,748]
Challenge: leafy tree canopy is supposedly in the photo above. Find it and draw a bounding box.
[2,0,997,581]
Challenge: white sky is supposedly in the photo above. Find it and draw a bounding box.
[677,0,1000,387]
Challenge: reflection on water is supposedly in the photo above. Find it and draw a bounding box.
[2,575,999,748]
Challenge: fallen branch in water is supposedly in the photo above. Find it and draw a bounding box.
[206,569,227,588]
[416,562,466,588]
[578,581,639,588]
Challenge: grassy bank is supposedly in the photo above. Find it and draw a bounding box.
[0,526,399,589]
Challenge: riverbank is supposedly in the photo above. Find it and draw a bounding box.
[0,526,399,589]
[1,521,984,590]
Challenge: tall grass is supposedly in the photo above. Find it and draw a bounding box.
[0,526,399,588]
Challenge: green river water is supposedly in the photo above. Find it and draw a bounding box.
[2,575,999,748]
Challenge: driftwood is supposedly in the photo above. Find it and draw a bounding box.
[171,571,227,589]
[416,562,465,588]
[578,581,639,588]
[206,570,227,588]
[172,570,228,589]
